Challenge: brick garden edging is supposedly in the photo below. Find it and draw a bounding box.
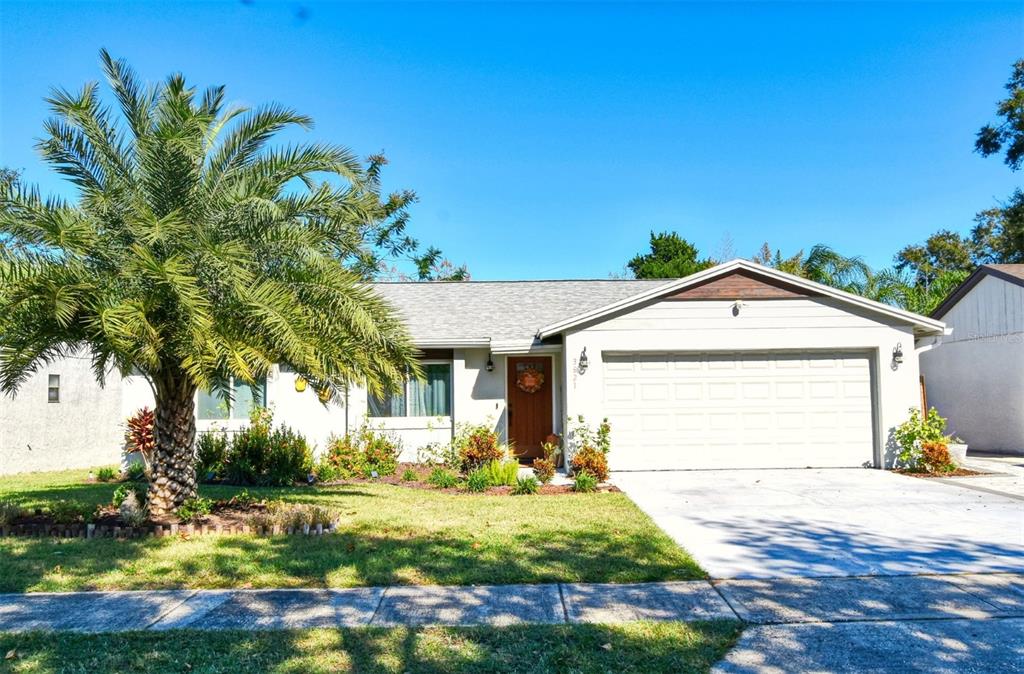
[0,521,339,540]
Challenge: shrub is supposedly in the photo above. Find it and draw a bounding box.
[360,428,400,477]
[320,434,367,480]
[481,459,519,487]
[894,407,951,471]
[0,500,24,526]
[455,422,504,471]
[465,469,491,493]
[570,445,609,482]
[532,458,555,484]
[921,441,957,475]
[124,407,155,469]
[512,476,539,495]
[573,471,598,493]
[112,482,147,508]
[263,424,314,486]
[401,468,418,482]
[427,467,459,489]
[123,462,146,482]
[570,415,612,455]
[417,441,460,468]
[49,499,95,524]
[222,413,312,486]
[95,467,118,482]
[177,497,213,523]
[195,431,228,482]
[118,492,148,527]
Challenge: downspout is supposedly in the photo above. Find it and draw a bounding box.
[344,384,349,437]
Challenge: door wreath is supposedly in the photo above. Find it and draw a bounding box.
[516,366,545,393]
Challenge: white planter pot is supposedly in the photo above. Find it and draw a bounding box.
[947,443,968,466]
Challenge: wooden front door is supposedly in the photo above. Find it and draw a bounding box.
[507,356,553,460]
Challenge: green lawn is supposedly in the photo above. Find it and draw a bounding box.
[0,469,703,592]
[0,622,741,674]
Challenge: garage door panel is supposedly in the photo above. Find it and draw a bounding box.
[603,352,874,470]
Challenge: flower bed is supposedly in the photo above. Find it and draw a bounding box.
[0,498,341,539]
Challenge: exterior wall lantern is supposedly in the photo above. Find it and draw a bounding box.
[578,347,589,374]
[892,343,904,368]
[486,355,495,372]
[294,376,308,392]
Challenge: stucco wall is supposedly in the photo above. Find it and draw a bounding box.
[0,354,125,475]
[921,275,1024,453]
[562,297,922,468]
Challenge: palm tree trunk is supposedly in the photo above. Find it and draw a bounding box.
[148,374,198,518]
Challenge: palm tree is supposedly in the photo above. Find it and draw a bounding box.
[754,243,873,294]
[0,52,420,516]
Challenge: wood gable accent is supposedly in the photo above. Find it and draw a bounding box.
[662,269,821,301]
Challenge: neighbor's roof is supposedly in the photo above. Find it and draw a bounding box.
[373,279,668,345]
[931,264,1024,319]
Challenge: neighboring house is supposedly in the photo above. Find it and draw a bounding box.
[1,259,946,474]
[921,264,1024,455]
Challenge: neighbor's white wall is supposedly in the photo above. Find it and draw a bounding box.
[562,297,922,468]
[921,275,1024,453]
[0,353,125,475]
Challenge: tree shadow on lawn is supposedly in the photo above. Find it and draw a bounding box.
[0,621,742,673]
[0,523,703,593]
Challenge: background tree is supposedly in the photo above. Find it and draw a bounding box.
[0,52,420,516]
[971,59,1024,263]
[752,243,873,295]
[894,230,977,290]
[628,231,715,279]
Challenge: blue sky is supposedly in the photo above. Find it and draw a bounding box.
[1,1,1021,279]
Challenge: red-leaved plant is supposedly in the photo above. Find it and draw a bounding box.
[125,407,156,475]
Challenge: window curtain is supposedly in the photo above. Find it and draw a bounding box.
[409,364,451,416]
[369,388,406,417]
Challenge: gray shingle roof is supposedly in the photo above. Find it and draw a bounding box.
[373,279,670,344]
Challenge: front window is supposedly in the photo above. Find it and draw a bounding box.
[369,362,451,417]
[197,377,267,420]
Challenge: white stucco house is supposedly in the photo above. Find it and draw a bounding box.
[1,259,948,475]
[921,264,1024,455]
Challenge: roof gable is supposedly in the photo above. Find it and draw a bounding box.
[931,264,1024,319]
[663,269,820,301]
[536,259,946,338]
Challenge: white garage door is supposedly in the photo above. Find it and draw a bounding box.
[603,352,874,470]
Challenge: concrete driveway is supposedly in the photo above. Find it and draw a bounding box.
[615,468,1024,579]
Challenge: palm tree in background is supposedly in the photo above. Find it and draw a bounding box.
[0,52,419,516]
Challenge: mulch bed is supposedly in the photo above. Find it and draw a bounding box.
[894,468,986,478]
[318,463,620,495]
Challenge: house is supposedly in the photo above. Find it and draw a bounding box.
[0,259,947,474]
[920,264,1024,455]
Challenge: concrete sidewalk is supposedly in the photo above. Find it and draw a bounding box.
[1,573,1021,633]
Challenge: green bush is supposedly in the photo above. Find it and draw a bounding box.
[401,468,418,482]
[512,476,539,495]
[123,462,146,482]
[95,467,118,482]
[318,434,366,480]
[48,499,95,524]
[481,459,519,487]
[427,467,459,489]
[893,407,951,470]
[572,471,598,493]
[465,469,491,493]
[360,428,399,477]
[112,482,147,508]
[222,414,312,486]
[177,496,213,523]
[195,431,228,482]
